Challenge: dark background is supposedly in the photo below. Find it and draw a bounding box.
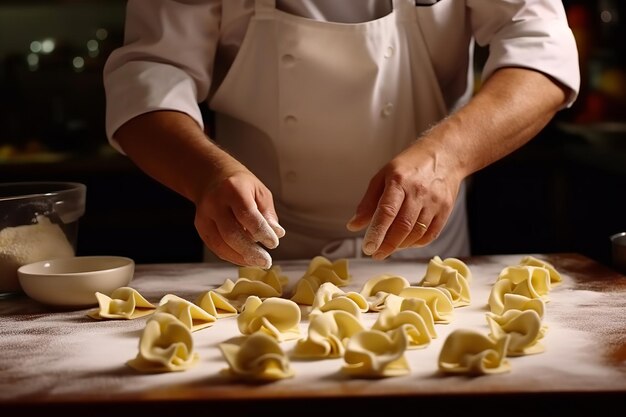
[0,0,625,268]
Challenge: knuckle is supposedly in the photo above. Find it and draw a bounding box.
[377,203,399,218]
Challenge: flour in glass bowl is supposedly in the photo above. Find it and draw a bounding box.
[0,215,75,293]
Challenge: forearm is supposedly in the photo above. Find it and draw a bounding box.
[414,67,568,179]
[113,110,244,204]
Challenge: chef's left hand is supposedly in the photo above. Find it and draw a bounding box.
[346,138,463,260]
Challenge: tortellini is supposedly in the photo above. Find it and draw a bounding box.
[237,296,301,341]
[342,328,410,378]
[419,256,471,307]
[220,332,294,382]
[194,290,238,318]
[438,329,511,375]
[87,287,155,320]
[290,256,351,305]
[309,282,368,318]
[486,309,545,356]
[359,274,410,312]
[293,310,365,359]
[156,294,216,332]
[127,312,199,373]
[398,286,454,323]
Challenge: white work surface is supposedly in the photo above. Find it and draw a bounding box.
[1,253,625,415]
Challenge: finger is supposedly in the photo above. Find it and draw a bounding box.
[266,217,286,240]
[411,213,446,247]
[346,174,385,232]
[371,199,423,260]
[255,195,286,239]
[198,218,248,266]
[214,209,273,268]
[398,210,433,249]
[231,201,280,249]
[362,183,405,256]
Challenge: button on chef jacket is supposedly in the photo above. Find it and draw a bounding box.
[104,0,580,261]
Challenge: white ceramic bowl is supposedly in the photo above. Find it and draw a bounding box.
[17,256,135,308]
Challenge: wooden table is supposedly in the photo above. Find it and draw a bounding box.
[1,253,625,416]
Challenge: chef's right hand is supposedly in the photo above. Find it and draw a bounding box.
[193,167,285,269]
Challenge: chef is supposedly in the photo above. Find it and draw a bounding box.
[104,0,580,269]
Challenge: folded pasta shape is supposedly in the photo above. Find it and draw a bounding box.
[486,309,545,356]
[304,255,351,285]
[290,258,351,305]
[383,294,437,338]
[398,286,454,323]
[438,329,511,375]
[290,275,323,306]
[491,293,545,319]
[237,296,301,341]
[487,279,513,315]
[359,274,410,312]
[156,294,216,332]
[360,274,410,298]
[194,290,238,318]
[420,255,472,283]
[497,265,551,301]
[215,277,281,303]
[293,310,365,358]
[220,332,294,382]
[519,255,562,286]
[372,308,431,349]
[342,328,410,378]
[238,264,289,288]
[127,312,199,372]
[419,256,471,307]
[87,286,155,320]
[310,282,368,318]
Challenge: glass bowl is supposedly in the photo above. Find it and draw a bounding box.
[0,181,86,296]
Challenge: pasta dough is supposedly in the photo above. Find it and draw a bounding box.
[127,312,199,373]
[220,332,294,382]
[87,287,155,320]
[371,308,432,349]
[519,255,562,285]
[194,290,238,318]
[486,309,545,356]
[398,286,454,324]
[290,256,351,305]
[310,282,368,318]
[419,256,471,307]
[156,294,216,332]
[342,328,410,378]
[237,296,301,341]
[359,274,410,312]
[438,329,511,375]
[293,310,364,359]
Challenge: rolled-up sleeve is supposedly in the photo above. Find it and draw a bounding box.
[469,0,580,108]
[103,0,221,152]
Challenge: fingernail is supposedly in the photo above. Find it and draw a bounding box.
[346,215,358,231]
[372,251,386,261]
[269,219,286,238]
[247,249,272,269]
[262,235,279,250]
[364,242,377,255]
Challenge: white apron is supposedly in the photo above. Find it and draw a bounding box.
[209,0,470,261]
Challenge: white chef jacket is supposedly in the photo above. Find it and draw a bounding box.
[103,0,580,259]
[104,0,579,145]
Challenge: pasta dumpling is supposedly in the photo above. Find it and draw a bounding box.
[237,296,301,341]
[220,332,294,382]
[127,312,199,373]
[87,286,155,320]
